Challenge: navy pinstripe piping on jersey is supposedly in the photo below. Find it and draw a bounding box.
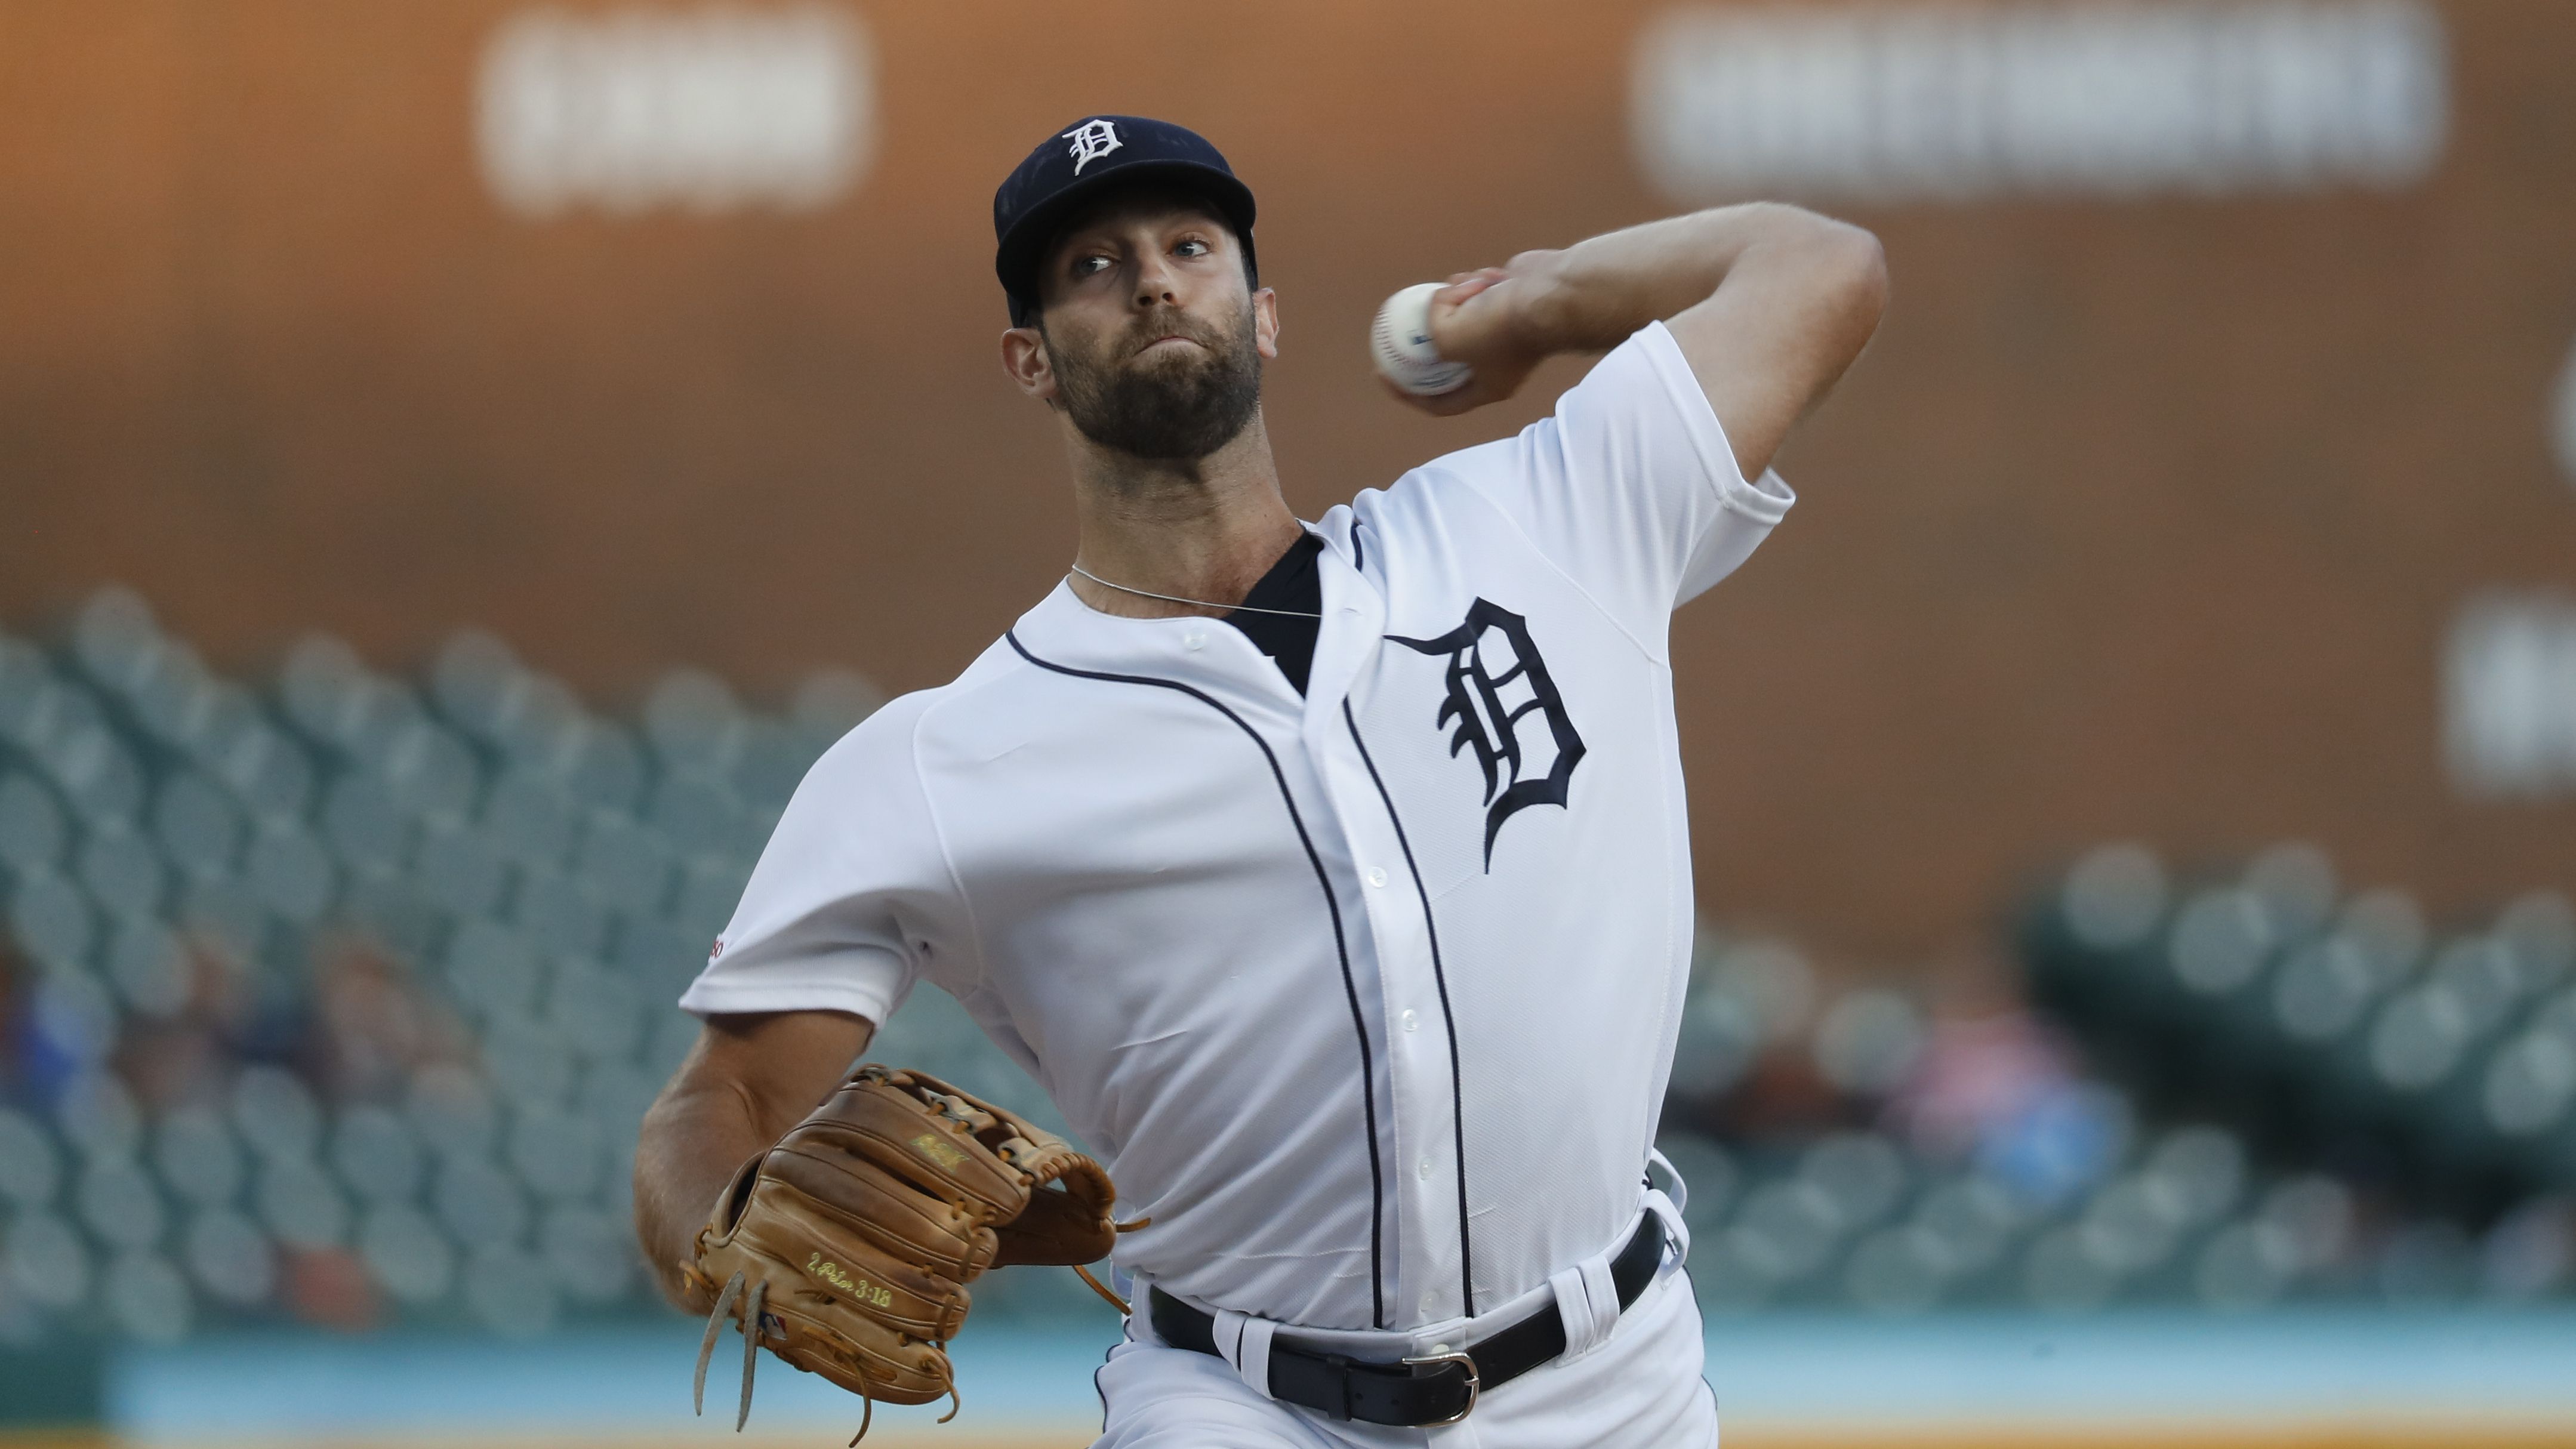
[1342,699,1477,1318]
[1004,631,1391,1329]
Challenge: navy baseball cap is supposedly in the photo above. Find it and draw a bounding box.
[993,115,1258,325]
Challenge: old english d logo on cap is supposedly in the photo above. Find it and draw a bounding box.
[1062,119,1123,174]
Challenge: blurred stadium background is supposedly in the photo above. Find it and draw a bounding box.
[4,0,2575,1444]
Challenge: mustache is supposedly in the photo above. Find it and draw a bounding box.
[1118,308,1228,359]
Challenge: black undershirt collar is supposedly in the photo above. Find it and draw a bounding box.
[1222,532,1324,696]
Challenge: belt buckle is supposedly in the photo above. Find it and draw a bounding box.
[1399,1349,1480,1426]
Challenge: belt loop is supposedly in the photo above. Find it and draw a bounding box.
[1644,1186,1690,1269]
[1239,1317,1277,1399]
[1578,1254,1620,1340]
[1211,1308,1279,1401]
[1646,1147,1689,1217]
[1552,1217,1638,1363]
[1549,1260,1617,1362]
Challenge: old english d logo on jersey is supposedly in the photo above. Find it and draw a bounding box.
[1388,599,1586,867]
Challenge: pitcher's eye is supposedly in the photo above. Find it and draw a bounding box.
[1071,254,1111,278]
[1175,239,1210,258]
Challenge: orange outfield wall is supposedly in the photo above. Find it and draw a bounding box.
[2,0,2573,960]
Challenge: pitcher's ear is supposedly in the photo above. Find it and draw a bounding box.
[1001,326,1056,402]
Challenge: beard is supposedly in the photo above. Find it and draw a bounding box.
[1045,302,1263,462]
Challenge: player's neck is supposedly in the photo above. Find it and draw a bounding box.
[1064,415,1302,619]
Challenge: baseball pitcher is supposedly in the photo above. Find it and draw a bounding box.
[633,115,1885,1447]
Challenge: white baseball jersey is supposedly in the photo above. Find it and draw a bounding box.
[682,320,1791,1336]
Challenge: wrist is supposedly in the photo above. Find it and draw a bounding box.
[1495,249,1574,363]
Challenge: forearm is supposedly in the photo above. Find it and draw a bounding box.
[1507,203,1873,359]
[631,1009,876,1308]
[633,1077,775,1308]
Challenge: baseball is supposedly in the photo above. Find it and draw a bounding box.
[1370,282,1474,396]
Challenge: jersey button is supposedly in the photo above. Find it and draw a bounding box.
[1400,1009,1419,1033]
[1182,628,1208,650]
[1365,867,1388,888]
[1418,1158,1434,1182]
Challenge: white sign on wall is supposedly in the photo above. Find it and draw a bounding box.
[477,5,874,216]
[1633,1,2448,204]
[2448,594,2576,799]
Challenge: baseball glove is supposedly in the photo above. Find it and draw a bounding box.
[680,1064,1129,1440]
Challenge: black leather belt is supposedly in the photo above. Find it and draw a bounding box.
[1148,1213,1666,1428]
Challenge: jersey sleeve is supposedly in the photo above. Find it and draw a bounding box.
[676,691,962,1027]
[1438,320,1794,631]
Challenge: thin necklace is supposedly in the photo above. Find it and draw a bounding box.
[1067,562,1324,619]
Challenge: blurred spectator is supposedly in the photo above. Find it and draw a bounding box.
[278,1245,380,1334]
[1896,1010,2086,1162]
[113,945,270,1114]
[309,938,468,1105]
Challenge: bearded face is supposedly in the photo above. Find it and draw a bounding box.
[1041,296,1264,463]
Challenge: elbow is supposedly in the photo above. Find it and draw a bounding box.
[1817,220,1890,336]
[1733,204,1889,337]
[1751,204,1896,317]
